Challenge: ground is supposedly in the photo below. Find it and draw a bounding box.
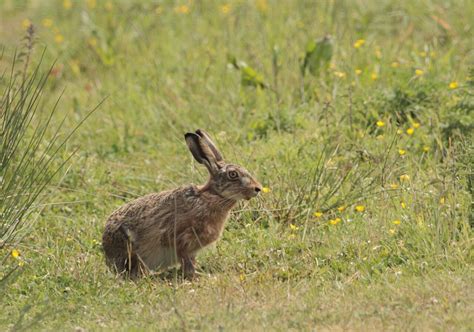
[0,0,473,330]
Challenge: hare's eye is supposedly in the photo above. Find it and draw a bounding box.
[228,170,239,180]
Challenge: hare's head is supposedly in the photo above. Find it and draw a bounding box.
[185,129,262,201]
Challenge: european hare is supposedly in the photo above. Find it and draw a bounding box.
[102,129,262,278]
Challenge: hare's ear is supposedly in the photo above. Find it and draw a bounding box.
[195,129,224,162]
[185,133,219,174]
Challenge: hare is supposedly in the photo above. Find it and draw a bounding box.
[102,129,262,278]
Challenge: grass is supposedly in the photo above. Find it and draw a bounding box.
[1,0,473,330]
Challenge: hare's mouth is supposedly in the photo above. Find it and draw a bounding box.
[245,190,259,200]
[224,189,258,201]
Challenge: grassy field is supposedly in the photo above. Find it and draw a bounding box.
[1,0,473,330]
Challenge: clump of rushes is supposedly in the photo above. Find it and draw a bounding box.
[0,26,98,284]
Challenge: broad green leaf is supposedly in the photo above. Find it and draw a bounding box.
[302,35,333,76]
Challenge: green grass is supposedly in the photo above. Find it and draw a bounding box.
[1,0,473,330]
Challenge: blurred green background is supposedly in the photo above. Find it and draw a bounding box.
[0,0,472,330]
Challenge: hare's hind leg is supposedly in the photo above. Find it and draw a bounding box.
[121,229,150,278]
[103,224,147,278]
[109,244,148,278]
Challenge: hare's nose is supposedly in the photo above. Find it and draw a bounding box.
[254,186,262,193]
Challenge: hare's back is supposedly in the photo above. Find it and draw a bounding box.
[105,185,198,228]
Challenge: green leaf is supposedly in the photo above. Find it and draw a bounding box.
[241,64,266,88]
[228,55,267,89]
[301,35,333,77]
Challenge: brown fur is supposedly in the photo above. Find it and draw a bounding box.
[102,129,261,278]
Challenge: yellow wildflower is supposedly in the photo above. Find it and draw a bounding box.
[389,229,396,235]
[398,149,406,156]
[390,183,399,189]
[399,174,410,182]
[41,18,53,28]
[22,19,31,30]
[391,61,400,68]
[256,0,268,12]
[313,211,323,218]
[439,197,445,204]
[449,81,458,89]
[88,37,97,47]
[289,224,299,231]
[220,4,231,14]
[412,122,420,129]
[392,220,401,225]
[371,72,378,81]
[375,49,382,59]
[11,249,20,259]
[417,215,425,227]
[355,205,365,212]
[334,71,346,79]
[353,39,365,49]
[376,120,385,127]
[18,260,25,267]
[422,146,430,152]
[63,0,72,9]
[355,69,362,75]
[87,0,96,9]
[415,69,424,76]
[54,34,64,44]
[337,206,346,212]
[329,218,341,225]
[175,5,190,14]
[397,129,403,135]
[262,187,271,194]
[400,202,406,209]
[69,60,80,75]
[105,1,113,11]
[406,127,414,135]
